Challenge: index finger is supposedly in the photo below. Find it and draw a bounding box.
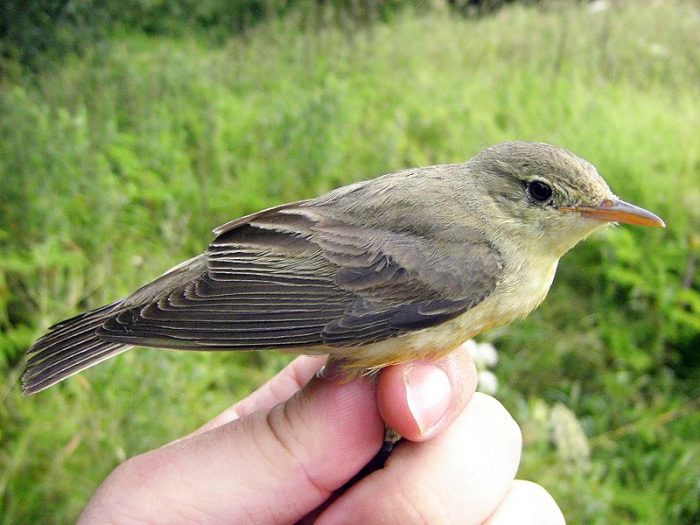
[189,355,327,437]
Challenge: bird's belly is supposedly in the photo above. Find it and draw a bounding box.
[333,260,557,372]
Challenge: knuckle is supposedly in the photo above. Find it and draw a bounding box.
[263,403,331,499]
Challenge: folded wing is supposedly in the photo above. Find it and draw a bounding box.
[23,199,503,393]
[98,206,503,348]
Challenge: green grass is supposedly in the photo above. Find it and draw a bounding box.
[1,1,699,523]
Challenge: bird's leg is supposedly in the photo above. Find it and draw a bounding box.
[384,426,401,441]
[382,426,402,454]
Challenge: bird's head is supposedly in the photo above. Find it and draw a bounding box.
[467,141,665,259]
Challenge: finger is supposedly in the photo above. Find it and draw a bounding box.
[484,480,565,525]
[80,374,384,525]
[376,346,478,441]
[191,355,327,436]
[315,393,522,525]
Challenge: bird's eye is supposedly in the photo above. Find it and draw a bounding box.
[527,180,553,203]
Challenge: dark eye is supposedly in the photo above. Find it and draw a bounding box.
[527,180,553,203]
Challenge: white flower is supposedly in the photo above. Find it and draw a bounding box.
[550,403,591,471]
[477,370,499,395]
[476,342,498,367]
[460,339,499,369]
[588,0,609,14]
[459,339,499,394]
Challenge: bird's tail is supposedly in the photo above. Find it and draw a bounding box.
[22,302,131,395]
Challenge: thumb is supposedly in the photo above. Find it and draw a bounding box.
[377,345,478,441]
[80,374,384,524]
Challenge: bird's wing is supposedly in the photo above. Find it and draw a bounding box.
[96,204,503,349]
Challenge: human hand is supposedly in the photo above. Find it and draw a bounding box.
[79,351,564,524]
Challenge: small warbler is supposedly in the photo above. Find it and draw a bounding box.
[22,141,664,394]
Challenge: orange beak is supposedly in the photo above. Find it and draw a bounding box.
[560,198,666,228]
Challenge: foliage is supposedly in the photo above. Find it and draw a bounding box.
[0,0,537,72]
[0,0,450,71]
[1,1,699,523]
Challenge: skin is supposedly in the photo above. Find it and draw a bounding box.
[79,352,565,525]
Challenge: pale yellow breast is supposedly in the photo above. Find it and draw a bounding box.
[328,254,559,372]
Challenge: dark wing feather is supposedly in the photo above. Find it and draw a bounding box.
[22,256,208,394]
[96,218,354,348]
[23,201,502,393]
[310,218,502,344]
[22,303,130,394]
[97,207,503,348]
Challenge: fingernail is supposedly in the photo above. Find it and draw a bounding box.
[404,364,451,435]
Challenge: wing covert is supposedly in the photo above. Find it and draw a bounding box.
[97,205,503,349]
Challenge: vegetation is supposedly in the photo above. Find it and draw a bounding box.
[1,1,698,523]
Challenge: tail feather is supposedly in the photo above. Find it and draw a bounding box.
[22,303,131,395]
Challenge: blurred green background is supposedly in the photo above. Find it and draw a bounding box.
[1,0,699,523]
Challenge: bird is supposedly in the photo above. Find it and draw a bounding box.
[21,141,665,395]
